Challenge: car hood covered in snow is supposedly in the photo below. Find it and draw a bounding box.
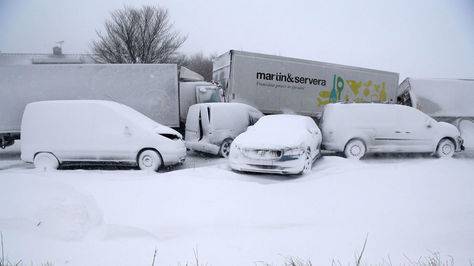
[438,121,461,137]
[233,115,310,150]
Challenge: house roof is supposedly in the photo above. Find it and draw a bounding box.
[0,53,95,65]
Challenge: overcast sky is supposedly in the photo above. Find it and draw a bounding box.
[0,0,473,79]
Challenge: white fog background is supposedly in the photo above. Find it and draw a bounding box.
[0,0,473,79]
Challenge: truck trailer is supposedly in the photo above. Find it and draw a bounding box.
[0,64,220,148]
[213,50,399,117]
[397,78,474,148]
[397,78,474,124]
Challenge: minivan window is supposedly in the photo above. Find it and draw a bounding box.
[400,106,430,125]
[114,104,158,130]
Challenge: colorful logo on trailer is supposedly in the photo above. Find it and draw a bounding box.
[317,74,388,106]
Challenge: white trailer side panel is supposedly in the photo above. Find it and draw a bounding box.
[399,78,474,118]
[214,50,399,116]
[0,64,180,133]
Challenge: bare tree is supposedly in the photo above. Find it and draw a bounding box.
[91,6,186,63]
[178,52,216,81]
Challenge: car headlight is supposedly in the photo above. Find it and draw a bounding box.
[284,148,305,156]
[159,133,182,141]
[231,143,240,151]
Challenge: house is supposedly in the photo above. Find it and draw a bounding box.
[0,46,94,65]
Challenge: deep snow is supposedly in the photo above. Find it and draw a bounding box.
[0,143,473,265]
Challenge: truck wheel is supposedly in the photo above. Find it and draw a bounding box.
[344,139,366,159]
[34,152,59,171]
[219,138,233,158]
[435,138,455,158]
[138,149,162,171]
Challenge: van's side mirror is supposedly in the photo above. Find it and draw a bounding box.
[426,120,433,129]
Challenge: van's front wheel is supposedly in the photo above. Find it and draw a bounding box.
[435,138,455,158]
[34,152,59,171]
[219,138,233,158]
[344,139,366,159]
[138,149,162,171]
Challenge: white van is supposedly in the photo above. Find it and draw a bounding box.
[21,100,186,171]
[320,103,464,159]
[185,103,263,157]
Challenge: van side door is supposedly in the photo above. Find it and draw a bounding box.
[56,103,94,161]
[184,105,201,142]
[92,105,135,162]
[369,106,399,152]
[396,107,435,152]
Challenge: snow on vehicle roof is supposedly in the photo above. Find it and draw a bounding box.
[192,102,263,117]
[233,114,314,150]
[256,114,312,128]
[28,100,180,136]
[322,103,414,127]
[192,102,256,109]
[323,102,401,113]
[402,78,474,117]
[179,66,204,81]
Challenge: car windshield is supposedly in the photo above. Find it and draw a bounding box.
[254,115,307,132]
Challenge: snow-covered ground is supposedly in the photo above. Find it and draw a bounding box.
[0,141,474,265]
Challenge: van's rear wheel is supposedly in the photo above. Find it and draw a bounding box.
[435,138,455,158]
[344,139,366,159]
[34,152,59,171]
[138,149,162,171]
[219,138,233,158]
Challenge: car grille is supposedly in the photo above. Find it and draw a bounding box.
[243,149,282,160]
[248,164,280,169]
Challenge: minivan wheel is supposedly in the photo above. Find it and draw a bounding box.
[219,138,233,158]
[435,139,455,158]
[34,152,59,171]
[138,149,162,171]
[344,139,366,159]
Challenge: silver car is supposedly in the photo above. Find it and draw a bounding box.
[229,114,322,175]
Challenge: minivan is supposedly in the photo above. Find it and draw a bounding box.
[185,103,263,157]
[21,100,186,171]
[321,103,464,159]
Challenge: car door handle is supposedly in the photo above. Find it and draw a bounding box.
[395,131,401,133]
[405,131,411,134]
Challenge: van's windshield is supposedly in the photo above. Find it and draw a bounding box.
[110,103,159,130]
